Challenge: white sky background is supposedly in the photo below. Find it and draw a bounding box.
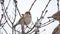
[0,0,60,34]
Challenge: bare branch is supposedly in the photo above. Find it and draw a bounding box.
[39,0,51,19]
[57,0,59,11]
[26,22,36,33]
[13,0,17,24]
[17,7,21,17]
[14,0,21,17]
[3,27,8,34]
[12,0,17,34]
[41,19,55,27]
[29,0,36,12]
[0,14,3,26]
[4,0,13,24]
[43,10,48,17]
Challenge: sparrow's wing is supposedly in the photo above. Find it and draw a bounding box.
[13,16,24,28]
[19,16,25,25]
[24,14,31,25]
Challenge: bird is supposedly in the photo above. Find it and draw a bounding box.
[52,24,60,34]
[48,11,60,21]
[13,11,32,28]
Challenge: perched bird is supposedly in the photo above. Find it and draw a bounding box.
[48,11,60,21]
[13,11,32,28]
[52,24,60,34]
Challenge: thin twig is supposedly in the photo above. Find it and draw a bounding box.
[0,20,7,29]
[3,27,8,34]
[57,0,59,11]
[1,0,13,34]
[12,0,18,34]
[29,0,36,12]
[39,0,51,19]
[12,6,16,24]
[2,21,20,34]
[4,0,13,24]
[37,0,51,29]
[0,14,3,26]
[14,0,21,17]
[41,19,55,27]
[1,2,12,33]
[38,10,48,23]
[42,0,51,12]
[43,10,48,17]
[17,7,21,17]
[26,18,40,34]
[26,23,36,33]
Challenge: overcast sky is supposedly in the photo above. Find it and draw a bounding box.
[0,0,60,34]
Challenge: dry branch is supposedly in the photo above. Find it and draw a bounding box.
[29,0,36,12]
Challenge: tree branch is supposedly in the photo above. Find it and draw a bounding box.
[28,0,36,12]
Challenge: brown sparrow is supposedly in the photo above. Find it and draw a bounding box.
[52,24,60,34]
[48,11,60,21]
[13,11,32,28]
